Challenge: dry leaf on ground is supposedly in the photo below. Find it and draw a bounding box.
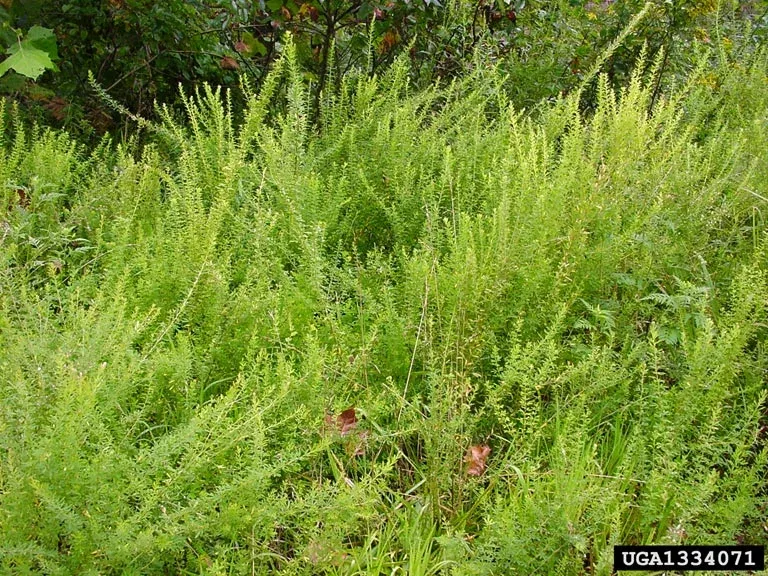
[465,444,491,476]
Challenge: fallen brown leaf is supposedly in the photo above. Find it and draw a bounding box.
[323,406,357,435]
[324,407,367,456]
[43,96,69,122]
[337,407,357,436]
[465,444,491,477]
[15,188,29,208]
[220,56,239,70]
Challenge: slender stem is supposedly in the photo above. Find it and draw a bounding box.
[312,10,336,124]
[650,6,674,112]
[105,52,161,92]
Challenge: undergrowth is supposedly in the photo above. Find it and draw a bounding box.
[1,35,767,576]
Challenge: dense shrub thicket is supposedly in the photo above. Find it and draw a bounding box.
[2,0,766,137]
[1,32,767,575]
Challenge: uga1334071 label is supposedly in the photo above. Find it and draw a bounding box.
[614,545,764,571]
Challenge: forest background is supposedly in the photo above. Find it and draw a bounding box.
[2,0,765,136]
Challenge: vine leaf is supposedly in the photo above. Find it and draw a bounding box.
[0,26,59,80]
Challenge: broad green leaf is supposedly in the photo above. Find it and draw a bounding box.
[22,26,59,60]
[240,31,267,57]
[0,26,59,80]
[0,45,57,80]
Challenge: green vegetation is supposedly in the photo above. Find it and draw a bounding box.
[1,4,768,576]
[2,0,765,136]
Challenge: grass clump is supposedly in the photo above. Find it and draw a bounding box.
[1,37,767,575]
